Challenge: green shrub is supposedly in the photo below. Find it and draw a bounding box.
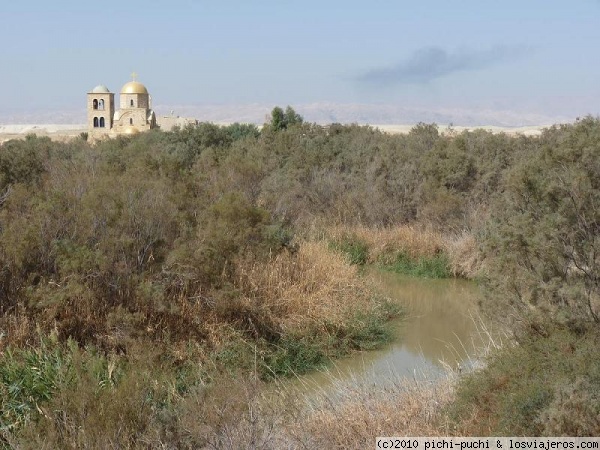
[382,252,451,278]
[0,136,49,189]
[447,323,600,436]
[329,237,369,265]
[264,336,328,378]
[0,337,73,433]
[540,378,600,435]
[482,117,600,323]
[344,307,397,351]
[0,336,127,438]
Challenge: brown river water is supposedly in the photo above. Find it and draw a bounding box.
[285,270,486,392]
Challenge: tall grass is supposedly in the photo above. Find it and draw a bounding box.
[289,375,455,444]
[385,252,451,278]
[443,231,482,278]
[328,224,444,263]
[230,241,399,377]
[174,370,458,448]
[0,336,75,435]
[235,241,382,331]
[327,225,482,278]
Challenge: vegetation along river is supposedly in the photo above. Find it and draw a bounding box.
[288,270,486,392]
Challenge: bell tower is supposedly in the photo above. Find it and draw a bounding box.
[87,85,115,134]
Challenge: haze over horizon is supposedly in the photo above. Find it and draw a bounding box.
[1,1,599,126]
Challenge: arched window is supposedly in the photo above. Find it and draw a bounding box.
[130,118,133,125]
[93,117,99,128]
[99,99,105,111]
[130,99,134,107]
[100,117,105,128]
[93,99,98,110]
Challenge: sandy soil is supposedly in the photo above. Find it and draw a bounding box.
[0,122,550,144]
[0,124,87,144]
[374,124,548,136]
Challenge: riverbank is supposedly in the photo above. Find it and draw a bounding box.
[0,240,401,446]
[1,228,485,446]
[327,224,483,279]
[191,309,600,446]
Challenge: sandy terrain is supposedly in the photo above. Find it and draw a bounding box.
[0,122,551,145]
[0,124,86,143]
[374,124,548,136]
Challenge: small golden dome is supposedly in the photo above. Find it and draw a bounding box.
[123,126,140,135]
[121,81,148,95]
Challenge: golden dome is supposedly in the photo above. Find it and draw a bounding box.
[121,81,148,95]
[123,126,140,135]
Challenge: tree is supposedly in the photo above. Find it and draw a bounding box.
[284,105,303,127]
[269,105,303,131]
[483,117,600,324]
[223,122,260,141]
[270,106,286,131]
[408,122,439,153]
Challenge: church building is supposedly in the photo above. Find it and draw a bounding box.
[87,75,157,136]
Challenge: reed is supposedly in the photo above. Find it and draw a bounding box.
[188,370,458,448]
[326,224,484,279]
[328,224,444,262]
[272,370,456,447]
[229,241,398,377]
[234,241,378,332]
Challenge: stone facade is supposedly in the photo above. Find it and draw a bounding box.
[87,90,115,133]
[87,78,157,137]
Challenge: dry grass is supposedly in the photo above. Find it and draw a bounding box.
[278,372,456,447]
[0,306,35,352]
[444,231,484,279]
[189,370,458,449]
[234,241,378,332]
[328,224,444,262]
[326,224,484,278]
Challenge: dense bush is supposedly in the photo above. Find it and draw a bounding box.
[448,323,600,436]
[442,118,600,436]
[1,116,599,442]
[482,117,600,324]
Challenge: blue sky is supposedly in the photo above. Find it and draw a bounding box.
[1,0,599,122]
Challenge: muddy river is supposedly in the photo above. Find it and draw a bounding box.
[288,270,486,391]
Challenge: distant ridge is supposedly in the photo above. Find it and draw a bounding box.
[0,102,573,128]
[152,102,571,127]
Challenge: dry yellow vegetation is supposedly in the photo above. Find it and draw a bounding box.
[327,224,483,278]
